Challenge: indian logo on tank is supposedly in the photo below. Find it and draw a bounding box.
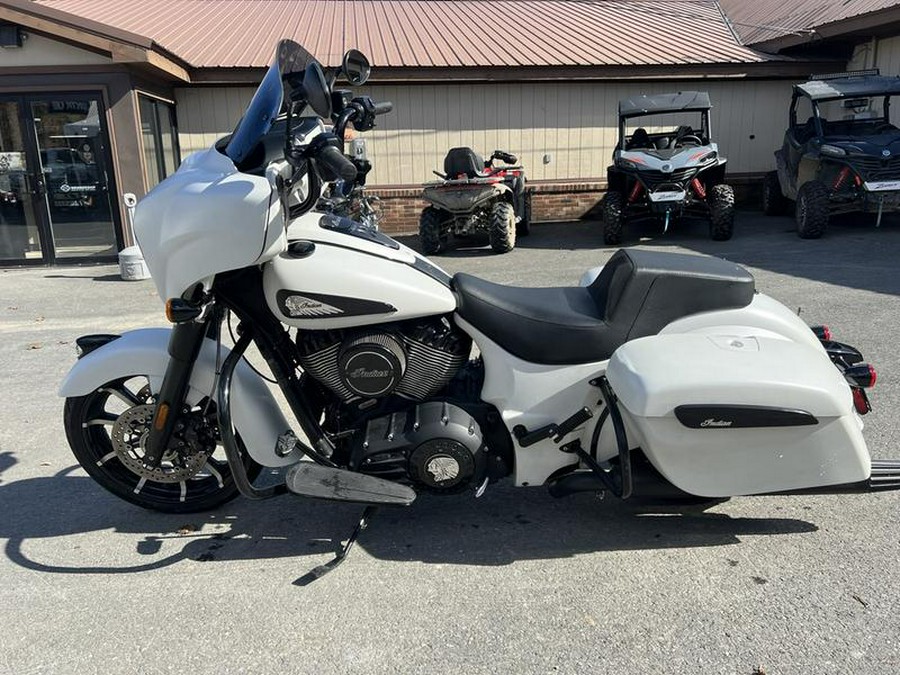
[283,294,343,317]
[700,418,733,428]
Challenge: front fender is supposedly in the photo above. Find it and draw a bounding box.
[59,328,298,467]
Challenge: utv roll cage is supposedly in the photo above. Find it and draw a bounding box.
[617,92,712,151]
[789,69,900,138]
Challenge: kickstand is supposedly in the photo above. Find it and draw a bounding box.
[294,506,378,586]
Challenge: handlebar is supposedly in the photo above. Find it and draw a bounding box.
[374,101,393,115]
[318,144,358,182]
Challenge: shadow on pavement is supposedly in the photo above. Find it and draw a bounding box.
[0,452,16,484]
[0,464,817,576]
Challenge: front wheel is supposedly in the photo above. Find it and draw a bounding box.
[64,375,259,513]
[603,190,626,245]
[762,171,787,216]
[708,184,735,241]
[796,180,829,239]
[489,201,516,253]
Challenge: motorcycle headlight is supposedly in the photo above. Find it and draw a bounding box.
[821,144,847,157]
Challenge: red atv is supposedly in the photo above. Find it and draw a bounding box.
[419,148,530,255]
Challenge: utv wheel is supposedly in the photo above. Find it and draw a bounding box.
[419,206,449,255]
[796,181,829,239]
[708,184,735,241]
[64,375,260,513]
[762,171,787,216]
[602,190,626,245]
[489,201,516,253]
[517,191,532,237]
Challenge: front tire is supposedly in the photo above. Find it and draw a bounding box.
[708,184,735,241]
[762,171,787,216]
[603,190,626,245]
[489,201,516,253]
[64,375,258,513]
[419,206,449,255]
[796,180,829,239]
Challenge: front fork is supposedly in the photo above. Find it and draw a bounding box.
[142,317,211,468]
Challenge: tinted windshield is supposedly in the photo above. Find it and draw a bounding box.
[225,39,315,164]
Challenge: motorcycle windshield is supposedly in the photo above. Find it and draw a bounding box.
[224,39,314,164]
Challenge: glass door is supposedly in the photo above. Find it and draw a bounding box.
[0,100,44,263]
[29,95,119,260]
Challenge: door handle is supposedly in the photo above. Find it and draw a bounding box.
[24,173,46,196]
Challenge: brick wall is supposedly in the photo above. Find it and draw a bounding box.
[371,175,763,235]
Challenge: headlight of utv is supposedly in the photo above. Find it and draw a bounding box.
[821,144,847,157]
[616,157,644,170]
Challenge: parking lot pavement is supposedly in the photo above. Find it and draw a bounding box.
[1,210,898,674]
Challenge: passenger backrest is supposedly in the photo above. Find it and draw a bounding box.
[444,147,485,178]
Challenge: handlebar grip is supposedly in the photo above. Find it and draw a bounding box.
[374,101,393,115]
[318,145,358,182]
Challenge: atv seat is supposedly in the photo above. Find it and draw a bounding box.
[453,249,755,365]
[444,147,486,179]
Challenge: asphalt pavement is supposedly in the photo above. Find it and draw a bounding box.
[1,211,898,674]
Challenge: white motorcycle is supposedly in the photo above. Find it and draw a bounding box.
[59,40,896,576]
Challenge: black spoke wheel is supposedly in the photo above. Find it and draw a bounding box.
[64,375,260,513]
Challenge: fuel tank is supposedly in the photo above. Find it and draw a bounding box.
[262,234,457,330]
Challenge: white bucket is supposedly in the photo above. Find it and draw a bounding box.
[118,245,151,281]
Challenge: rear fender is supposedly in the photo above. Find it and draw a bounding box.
[58,328,298,467]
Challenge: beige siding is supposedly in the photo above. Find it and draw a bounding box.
[0,33,110,66]
[176,79,794,186]
[850,36,900,75]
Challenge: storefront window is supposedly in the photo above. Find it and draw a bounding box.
[139,95,180,189]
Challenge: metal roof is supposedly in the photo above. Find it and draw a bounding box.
[797,75,900,100]
[718,0,900,47]
[31,0,777,69]
[618,91,712,117]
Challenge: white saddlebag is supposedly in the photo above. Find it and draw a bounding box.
[606,333,870,497]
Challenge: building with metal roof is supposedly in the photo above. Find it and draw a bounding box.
[1,0,899,264]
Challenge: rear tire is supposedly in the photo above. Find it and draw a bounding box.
[517,191,532,236]
[796,180,829,239]
[603,190,626,245]
[489,202,516,253]
[762,171,787,216]
[419,206,449,255]
[708,184,735,241]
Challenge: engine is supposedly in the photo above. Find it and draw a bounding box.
[349,400,486,493]
[296,317,471,402]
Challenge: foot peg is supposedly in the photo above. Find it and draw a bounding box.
[285,462,416,506]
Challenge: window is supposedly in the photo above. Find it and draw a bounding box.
[139,95,180,189]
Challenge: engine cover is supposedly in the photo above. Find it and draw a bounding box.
[350,401,485,493]
[297,318,470,402]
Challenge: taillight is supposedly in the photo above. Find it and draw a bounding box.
[811,325,832,341]
[845,363,877,388]
[852,387,871,415]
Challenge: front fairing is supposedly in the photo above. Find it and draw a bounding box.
[134,148,286,300]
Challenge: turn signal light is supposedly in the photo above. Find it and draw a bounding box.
[811,325,832,341]
[165,298,202,323]
[845,363,877,388]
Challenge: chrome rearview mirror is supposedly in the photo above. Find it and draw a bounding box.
[341,49,371,86]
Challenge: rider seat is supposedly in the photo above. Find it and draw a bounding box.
[444,147,486,178]
[452,249,755,365]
